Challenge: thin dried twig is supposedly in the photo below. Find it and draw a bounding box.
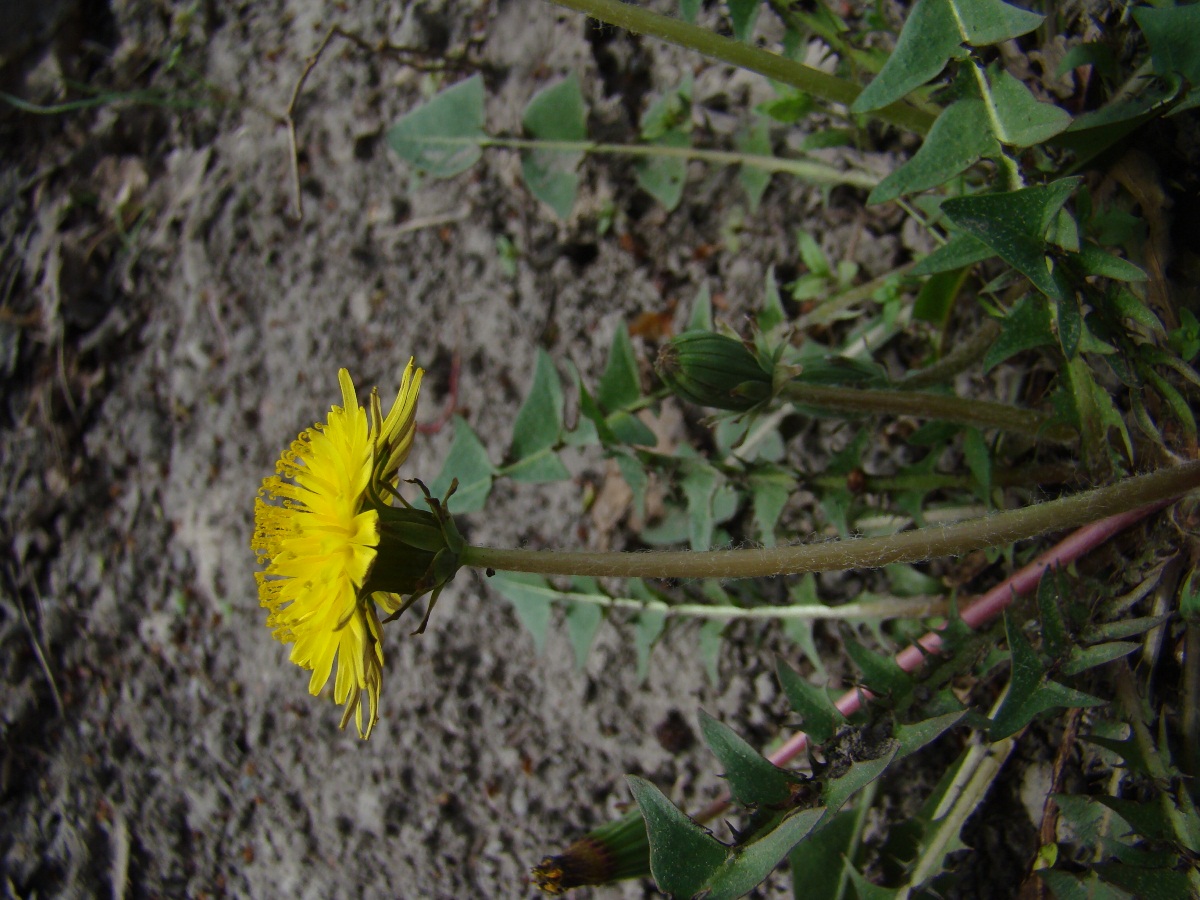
[8,563,65,718]
[1015,705,1082,899]
[283,25,482,221]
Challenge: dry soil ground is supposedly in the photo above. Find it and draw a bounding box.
[1,1,1044,898]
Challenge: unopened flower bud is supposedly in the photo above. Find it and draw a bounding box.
[655,331,772,411]
[532,809,650,894]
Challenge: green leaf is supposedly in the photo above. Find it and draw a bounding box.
[564,581,603,671]
[700,710,800,808]
[489,572,554,653]
[1144,366,1198,447]
[783,577,829,682]
[759,266,787,333]
[851,0,1043,113]
[616,452,649,520]
[1057,291,1083,359]
[844,864,904,899]
[1107,289,1162,337]
[386,75,486,178]
[608,410,657,446]
[1073,244,1147,283]
[637,82,692,211]
[1038,868,1134,900]
[1170,308,1200,361]
[1094,862,1196,900]
[990,611,1106,739]
[749,466,792,548]
[502,449,571,483]
[508,349,567,482]
[913,268,970,331]
[893,710,968,760]
[1081,615,1171,643]
[788,811,860,900]
[1051,792,1127,851]
[523,73,587,140]
[758,89,814,124]
[681,460,722,550]
[941,178,1082,302]
[989,69,1071,147]
[430,416,495,513]
[910,232,995,277]
[1056,42,1117,81]
[689,284,713,332]
[796,230,830,276]
[869,99,998,204]
[1133,5,1200,86]
[885,564,942,597]
[596,323,642,411]
[521,74,588,219]
[641,79,692,140]
[636,132,689,210]
[627,775,727,898]
[727,0,761,43]
[1051,207,1080,254]
[963,427,992,499]
[822,746,898,817]
[576,378,616,446]
[631,580,667,684]
[699,617,728,685]
[1051,81,1181,165]
[679,0,701,23]
[776,658,847,745]
[1080,732,1157,779]
[843,632,912,698]
[1060,642,1138,677]
[1060,355,1106,470]
[704,808,826,900]
[1094,796,1176,844]
[1035,568,1070,662]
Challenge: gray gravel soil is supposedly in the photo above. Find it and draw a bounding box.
[0,1,954,898]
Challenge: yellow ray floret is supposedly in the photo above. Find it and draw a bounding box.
[252,361,423,737]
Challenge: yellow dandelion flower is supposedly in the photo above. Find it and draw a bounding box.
[252,362,423,738]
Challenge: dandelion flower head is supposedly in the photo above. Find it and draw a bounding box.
[252,361,423,737]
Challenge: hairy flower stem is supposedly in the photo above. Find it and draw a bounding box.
[461,461,1200,580]
[544,0,934,135]
[781,381,1074,440]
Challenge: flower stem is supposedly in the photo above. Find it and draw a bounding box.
[461,461,1200,579]
[522,586,946,622]
[780,380,1073,440]
[475,134,879,188]
[543,0,935,135]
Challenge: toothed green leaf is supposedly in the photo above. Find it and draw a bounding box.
[627,775,727,897]
[941,178,1082,302]
[852,0,1043,113]
[990,611,1105,739]
[700,710,801,809]
[869,99,998,204]
[776,657,847,745]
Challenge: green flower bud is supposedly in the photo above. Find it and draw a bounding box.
[532,809,650,894]
[655,331,773,411]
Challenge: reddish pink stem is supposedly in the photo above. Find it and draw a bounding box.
[694,499,1171,824]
